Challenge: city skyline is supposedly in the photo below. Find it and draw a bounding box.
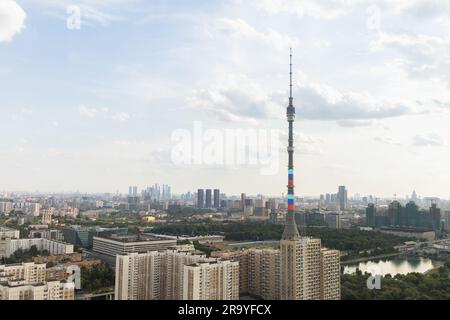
[2,1,450,197]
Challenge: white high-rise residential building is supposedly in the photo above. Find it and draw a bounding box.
[213,248,280,300]
[115,250,210,300]
[212,250,249,295]
[320,249,341,300]
[0,201,13,215]
[247,248,280,300]
[30,203,41,217]
[183,260,239,300]
[279,238,341,300]
[281,237,330,300]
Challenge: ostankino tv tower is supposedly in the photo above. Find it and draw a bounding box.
[282,48,300,241]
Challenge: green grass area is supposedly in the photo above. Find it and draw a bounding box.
[80,264,115,294]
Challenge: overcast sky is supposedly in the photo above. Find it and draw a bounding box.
[1,0,450,198]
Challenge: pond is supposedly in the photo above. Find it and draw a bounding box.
[344,257,441,276]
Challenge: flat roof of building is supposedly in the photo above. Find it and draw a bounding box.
[93,235,176,243]
[380,226,434,232]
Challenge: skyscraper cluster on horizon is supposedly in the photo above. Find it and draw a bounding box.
[197,188,220,209]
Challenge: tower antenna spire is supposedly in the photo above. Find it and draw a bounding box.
[289,47,293,100]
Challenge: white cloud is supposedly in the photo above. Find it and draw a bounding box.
[7,108,33,121]
[112,112,130,122]
[187,74,278,123]
[78,106,131,123]
[78,105,99,118]
[412,133,445,146]
[295,84,410,122]
[247,0,357,19]
[337,120,374,127]
[210,18,297,50]
[375,136,401,146]
[0,0,26,42]
[187,74,412,125]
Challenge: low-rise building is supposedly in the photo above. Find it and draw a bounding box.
[0,238,74,259]
[0,227,20,239]
[93,235,177,268]
[0,262,75,300]
[379,227,436,241]
[0,280,74,300]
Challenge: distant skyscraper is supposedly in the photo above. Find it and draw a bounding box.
[213,189,220,208]
[129,186,138,197]
[366,203,376,228]
[444,210,450,231]
[411,190,418,202]
[430,203,442,233]
[241,193,246,209]
[205,189,212,208]
[197,189,204,209]
[337,186,347,211]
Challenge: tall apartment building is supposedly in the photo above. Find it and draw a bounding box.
[213,189,220,208]
[183,260,239,300]
[280,237,340,300]
[205,189,212,208]
[320,249,341,300]
[444,210,450,231]
[248,248,280,300]
[197,189,204,209]
[212,250,248,295]
[115,250,209,300]
[41,208,54,225]
[212,248,279,300]
[338,186,348,211]
[299,238,322,300]
[0,201,13,215]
